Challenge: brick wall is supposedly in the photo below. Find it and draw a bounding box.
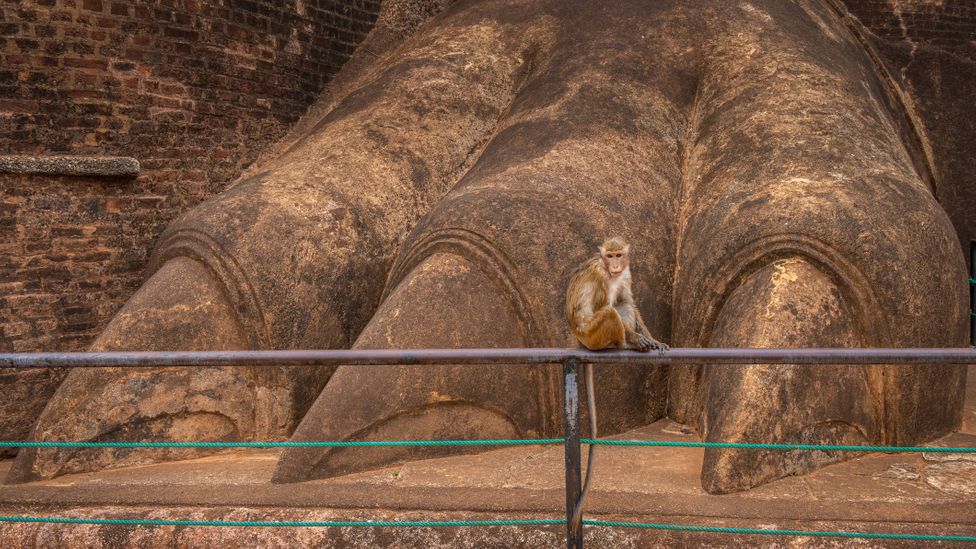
[842,0,976,60]
[2,171,164,351]
[0,0,381,352]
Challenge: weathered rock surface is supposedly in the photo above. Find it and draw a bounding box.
[837,0,976,264]
[276,0,967,493]
[8,0,970,497]
[0,368,66,458]
[7,0,538,481]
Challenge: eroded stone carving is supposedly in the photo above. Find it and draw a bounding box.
[6,0,967,494]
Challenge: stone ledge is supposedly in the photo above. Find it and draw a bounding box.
[0,505,972,548]
[0,156,139,178]
[1,425,973,547]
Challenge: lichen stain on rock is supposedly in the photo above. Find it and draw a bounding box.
[923,461,976,498]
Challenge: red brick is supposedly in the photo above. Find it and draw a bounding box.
[64,57,108,70]
[0,98,39,111]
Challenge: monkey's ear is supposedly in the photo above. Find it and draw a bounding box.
[598,244,607,255]
[623,244,631,254]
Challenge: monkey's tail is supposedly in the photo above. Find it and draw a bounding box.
[570,362,597,530]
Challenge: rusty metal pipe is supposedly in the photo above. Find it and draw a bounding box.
[562,358,583,549]
[2,348,976,368]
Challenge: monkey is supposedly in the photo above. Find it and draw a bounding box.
[564,237,669,531]
[566,236,668,352]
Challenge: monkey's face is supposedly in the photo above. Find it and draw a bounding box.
[601,249,628,278]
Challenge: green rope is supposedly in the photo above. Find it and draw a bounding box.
[0,439,564,448]
[0,516,562,528]
[583,520,976,542]
[969,277,976,285]
[582,439,975,452]
[1,516,972,542]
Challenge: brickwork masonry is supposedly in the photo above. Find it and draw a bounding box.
[0,0,381,353]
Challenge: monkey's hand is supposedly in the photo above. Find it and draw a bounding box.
[631,333,669,353]
[629,334,655,353]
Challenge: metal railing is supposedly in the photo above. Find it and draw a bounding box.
[5,347,976,368]
[2,348,976,548]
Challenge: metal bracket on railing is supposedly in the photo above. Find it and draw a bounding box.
[562,357,583,549]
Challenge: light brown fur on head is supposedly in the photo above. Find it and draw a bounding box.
[598,236,629,255]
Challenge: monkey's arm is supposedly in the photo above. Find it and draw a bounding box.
[631,306,668,351]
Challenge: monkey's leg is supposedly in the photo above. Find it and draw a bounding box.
[578,307,627,350]
[5,0,551,484]
[669,0,967,493]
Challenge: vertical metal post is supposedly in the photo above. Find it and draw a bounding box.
[970,240,975,346]
[562,357,583,549]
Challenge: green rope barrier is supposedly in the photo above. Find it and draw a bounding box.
[0,516,563,528]
[1,516,972,542]
[0,439,564,448]
[582,439,975,452]
[583,520,976,542]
